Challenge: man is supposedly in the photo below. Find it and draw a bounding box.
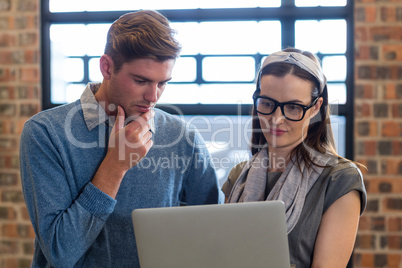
[20,10,223,267]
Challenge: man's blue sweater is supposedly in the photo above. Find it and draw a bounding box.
[20,84,223,267]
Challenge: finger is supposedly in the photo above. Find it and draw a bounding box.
[138,123,152,137]
[126,109,154,130]
[141,130,153,143]
[143,137,154,153]
[131,139,154,166]
[111,105,125,134]
[126,123,151,147]
[137,109,155,124]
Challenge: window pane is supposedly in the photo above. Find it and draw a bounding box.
[89,58,102,82]
[295,19,346,53]
[51,24,110,57]
[50,24,87,56]
[319,20,347,53]
[295,0,347,7]
[257,21,282,54]
[50,79,66,104]
[171,57,197,82]
[197,0,280,8]
[183,115,253,186]
[198,21,259,54]
[159,84,200,104]
[86,24,110,56]
[203,57,255,82]
[172,21,281,56]
[66,84,86,103]
[257,0,281,7]
[295,20,320,53]
[330,115,346,157]
[160,83,255,105]
[171,22,200,55]
[198,84,255,104]
[50,0,280,12]
[322,56,347,81]
[50,0,86,12]
[87,0,198,11]
[328,83,346,104]
[63,58,84,82]
[50,39,68,104]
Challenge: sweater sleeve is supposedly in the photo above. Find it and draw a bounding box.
[20,119,116,268]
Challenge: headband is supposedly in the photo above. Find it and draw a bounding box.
[261,51,327,94]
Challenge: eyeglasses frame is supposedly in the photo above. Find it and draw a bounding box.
[253,94,319,122]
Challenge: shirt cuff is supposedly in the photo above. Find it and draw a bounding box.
[76,182,117,220]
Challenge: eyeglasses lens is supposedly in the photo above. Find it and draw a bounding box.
[256,97,304,121]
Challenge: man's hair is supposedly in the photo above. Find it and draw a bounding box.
[104,10,182,72]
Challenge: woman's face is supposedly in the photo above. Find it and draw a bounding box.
[257,73,323,154]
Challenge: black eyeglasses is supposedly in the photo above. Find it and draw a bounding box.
[253,95,319,121]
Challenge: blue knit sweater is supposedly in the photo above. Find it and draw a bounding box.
[20,85,223,267]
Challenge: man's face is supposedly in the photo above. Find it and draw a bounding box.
[98,57,175,119]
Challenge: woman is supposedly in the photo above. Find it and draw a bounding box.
[222,48,367,268]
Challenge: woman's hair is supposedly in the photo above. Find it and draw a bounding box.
[104,10,182,72]
[251,47,361,170]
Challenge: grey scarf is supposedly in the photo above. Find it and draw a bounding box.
[227,146,334,234]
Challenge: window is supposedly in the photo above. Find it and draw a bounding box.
[42,1,355,185]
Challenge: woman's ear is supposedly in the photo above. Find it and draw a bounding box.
[310,97,323,118]
[99,54,114,80]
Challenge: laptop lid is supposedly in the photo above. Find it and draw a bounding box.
[132,201,291,268]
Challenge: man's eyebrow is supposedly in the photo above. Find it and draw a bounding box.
[161,77,173,83]
[132,74,172,83]
[131,74,151,81]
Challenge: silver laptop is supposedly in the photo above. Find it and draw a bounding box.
[132,201,291,268]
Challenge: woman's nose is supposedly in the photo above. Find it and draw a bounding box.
[270,106,286,125]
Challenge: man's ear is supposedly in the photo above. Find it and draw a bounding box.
[100,54,114,80]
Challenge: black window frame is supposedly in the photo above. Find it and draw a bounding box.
[41,0,355,161]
